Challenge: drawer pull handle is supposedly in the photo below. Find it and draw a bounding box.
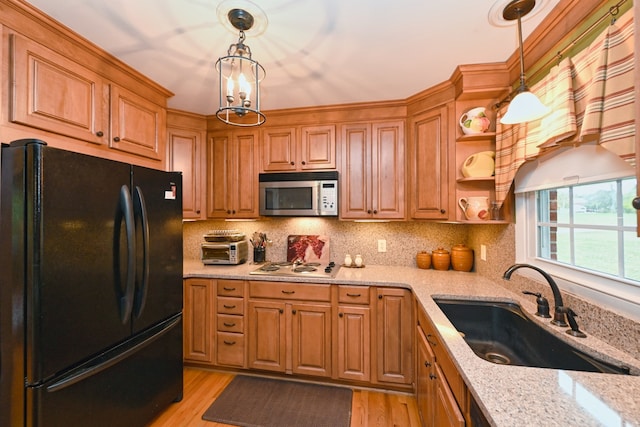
[223,322,236,327]
[223,287,236,291]
[281,290,295,295]
[223,340,236,346]
[347,293,362,297]
[426,334,437,347]
[223,304,236,309]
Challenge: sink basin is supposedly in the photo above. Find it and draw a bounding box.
[433,298,630,375]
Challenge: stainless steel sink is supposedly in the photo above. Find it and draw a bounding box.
[433,298,631,375]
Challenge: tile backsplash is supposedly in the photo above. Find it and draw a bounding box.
[184,218,469,266]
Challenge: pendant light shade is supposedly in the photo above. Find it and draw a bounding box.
[216,8,266,127]
[499,0,550,125]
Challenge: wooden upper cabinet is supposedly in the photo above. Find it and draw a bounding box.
[167,126,205,219]
[109,85,165,160]
[340,121,405,220]
[206,130,260,219]
[262,125,336,172]
[409,105,451,220]
[9,33,107,145]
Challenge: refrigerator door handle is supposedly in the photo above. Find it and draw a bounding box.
[116,185,136,324]
[132,186,150,318]
[45,314,181,393]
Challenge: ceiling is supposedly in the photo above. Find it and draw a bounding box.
[26,0,561,115]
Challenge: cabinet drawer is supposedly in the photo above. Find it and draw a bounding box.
[217,296,244,315]
[217,280,244,297]
[249,281,331,302]
[217,314,244,333]
[338,286,369,304]
[216,332,245,367]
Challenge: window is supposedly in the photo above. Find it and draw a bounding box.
[514,145,639,320]
[536,178,638,282]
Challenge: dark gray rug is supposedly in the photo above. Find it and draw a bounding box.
[202,375,352,427]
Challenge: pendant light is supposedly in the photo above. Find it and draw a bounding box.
[215,8,266,127]
[500,0,551,125]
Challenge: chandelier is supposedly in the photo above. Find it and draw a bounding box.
[499,0,550,124]
[215,8,266,127]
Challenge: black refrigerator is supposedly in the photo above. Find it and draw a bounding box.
[0,139,184,426]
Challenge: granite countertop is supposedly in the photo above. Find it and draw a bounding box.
[184,260,640,426]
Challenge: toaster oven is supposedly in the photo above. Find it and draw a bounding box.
[201,240,248,265]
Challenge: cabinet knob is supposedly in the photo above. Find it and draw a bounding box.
[440,209,446,214]
[367,210,372,214]
[424,361,431,367]
[373,210,378,214]
[292,309,297,314]
[196,210,201,214]
[301,161,306,165]
[378,294,383,300]
[429,373,436,380]
[339,313,344,318]
[232,210,236,214]
[113,136,120,142]
[226,210,231,214]
[96,131,104,137]
[426,334,437,347]
[633,197,640,210]
[279,308,284,314]
[290,161,295,166]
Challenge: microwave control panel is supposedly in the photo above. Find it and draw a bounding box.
[320,181,338,215]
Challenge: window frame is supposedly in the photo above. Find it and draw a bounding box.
[515,184,640,322]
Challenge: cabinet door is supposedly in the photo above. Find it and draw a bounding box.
[434,363,465,427]
[10,34,107,145]
[183,279,214,363]
[110,84,166,160]
[340,121,405,219]
[417,327,436,426]
[337,306,371,382]
[206,131,259,219]
[248,300,286,372]
[375,288,413,385]
[262,127,297,171]
[371,121,405,219]
[291,303,332,377]
[409,105,450,219]
[300,125,336,170]
[340,123,371,218]
[230,131,260,218]
[167,127,204,219]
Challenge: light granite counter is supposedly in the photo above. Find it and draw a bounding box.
[184,260,640,426]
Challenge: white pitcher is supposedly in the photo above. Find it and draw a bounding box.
[458,196,490,220]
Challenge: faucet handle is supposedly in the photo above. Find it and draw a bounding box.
[563,308,587,338]
[522,291,551,318]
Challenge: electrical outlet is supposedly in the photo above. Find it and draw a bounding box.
[480,244,487,261]
[377,239,387,253]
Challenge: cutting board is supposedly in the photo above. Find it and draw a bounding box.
[287,235,330,263]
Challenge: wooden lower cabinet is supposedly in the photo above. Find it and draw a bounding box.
[337,305,371,382]
[374,287,413,385]
[215,280,247,368]
[417,327,436,426]
[434,362,465,427]
[183,278,214,363]
[248,299,332,377]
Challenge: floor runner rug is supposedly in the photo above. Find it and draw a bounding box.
[202,375,352,427]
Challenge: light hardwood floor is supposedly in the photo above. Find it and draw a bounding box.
[148,367,422,427]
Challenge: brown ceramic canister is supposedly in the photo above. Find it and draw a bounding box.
[451,244,474,272]
[432,248,450,271]
[416,251,432,269]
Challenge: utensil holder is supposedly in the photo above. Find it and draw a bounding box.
[253,246,265,263]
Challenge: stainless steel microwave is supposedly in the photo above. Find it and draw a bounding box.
[259,171,339,217]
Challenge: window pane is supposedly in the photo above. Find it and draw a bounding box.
[574,229,618,275]
[624,231,640,282]
[574,181,617,225]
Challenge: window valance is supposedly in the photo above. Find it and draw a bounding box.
[494,7,635,205]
